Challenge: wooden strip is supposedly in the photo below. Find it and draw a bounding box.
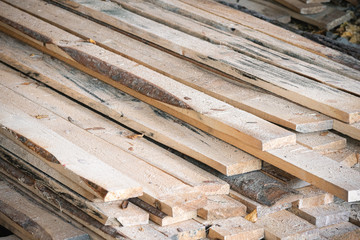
[296,131,347,152]
[0,87,205,218]
[117,225,168,240]
[0,32,261,176]
[333,120,360,141]
[0,146,149,227]
[0,2,296,151]
[256,210,319,239]
[272,0,326,14]
[0,106,143,202]
[149,220,206,240]
[0,173,128,240]
[0,63,229,196]
[6,0,333,134]
[173,0,360,74]
[0,181,90,240]
[319,222,360,240]
[45,0,360,124]
[2,2,360,202]
[322,148,358,167]
[292,186,334,209]
[197,195,246,220]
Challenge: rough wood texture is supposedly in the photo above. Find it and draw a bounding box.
[0,63,229,196]
[272,0,326,14]
[319,222,360,239]
[48,0,360,124]
[0,181,90,240]
[297,131,347,153]
[197,195,247,220]
[333,120,360,141]
[290,203,350,227]
[150,220,206,240]
[9,0,334,134]
[256,210,319,239]
[293,186,334,209]
[0,2,296,151]
[0,33,260,177]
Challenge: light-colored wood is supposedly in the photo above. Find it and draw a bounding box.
[323,148,358,167]
[297,131,347,152]
[150,219,206,240]
[217,0,291,23]
[272,0,326,14]
[0,181,90,240]
[10,0,334,134]
[197,216,264,240]
[197,195,246,220]
[292,186,334,209]
[50,0,360,124]
[253,0,353,30]
[334,120,360,141]
[0,33,261,177]
[319,222,360,240]
[256,210,319,239]
[0,105,143,202]
[117,225,169,240]
[290,203,350,227]
[0,145,149,227]
[0,85,205,217]
[0,63,229,196]
[159,0,360,78]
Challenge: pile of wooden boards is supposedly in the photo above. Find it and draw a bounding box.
[0,0,360,239]
[219,0,355,30]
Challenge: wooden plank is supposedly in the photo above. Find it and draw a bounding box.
[149,220,206,240]
[323,148,358,167]
[253,0,353,30]
[319,222,360,240]
[296,131,347,152]
[217,0,291,23]
[2,3,360,203]
[7,0,334,134]
[0,146,149,227]
[292,186,334,209]
[333,120,360,141]
[197,195,247,220]
[290,203,350,227]
[0,3,296,151]
[117,225,168,240]
[154,0,360,75]
[0,174,128,240]
[0,105,143,202]
[0,63,229,196]
[0,86,205,218]
[0,33,261,177]
[256,210,319,239]
[272,0,326,14]
[111,0,360,99]
[44,0,360,124]
[0,181,90,240]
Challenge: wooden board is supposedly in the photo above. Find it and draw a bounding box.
[0,105,143,202]
[296,131,347,152]
[0,63,229,196]
[292,186,334,209]
[149,220,206,240]
[153,0,360,75]
[333,120,360,141]
[7,0,334,135]
[43,0,360,124]
[319,222,360,240]
[0,33,261,177]
[272,0,326,14]
[0,2,297,152]
[0,145,149,227]
[0,181,90,240]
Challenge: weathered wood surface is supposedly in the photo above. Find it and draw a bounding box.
[0,63,229,196]
[319,222,360,240]
[272,0,326,14]
[7,0,334,134]
[0,145,149,227]
[0,180,90,240]
[112,0,360,98]
[154,0,360,74]
[296,131,347,152]
[0,103,143,202]
[0,33,261,177]
[292,186,334,209]
[0,2,297,152]
[333,120,360,141]
[0,83,205,217]
[45,0,360,124]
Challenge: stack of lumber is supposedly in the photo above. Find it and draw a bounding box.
[219,0,355,30]
[0,0,360,239]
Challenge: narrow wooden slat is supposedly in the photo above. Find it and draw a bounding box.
[172,0,360,74]
[149,220,206,240]
[0,2,296,151]
[333,120,360,141]
[272,0,326,14]
[0,32,261,176]
[43,0,360,124]
[296,131,347,152]
[0,106,143,202]
[0,63,229,196]
[0,146,149,227]
[6,0,334,135]
[0,181,90,240]
[292,186,334,209]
